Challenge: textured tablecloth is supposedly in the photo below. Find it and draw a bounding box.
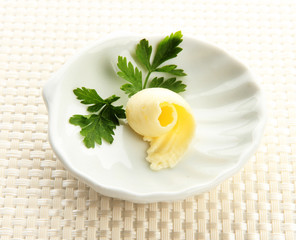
[0,0,295,239]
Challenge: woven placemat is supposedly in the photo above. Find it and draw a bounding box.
[0,0,295,239]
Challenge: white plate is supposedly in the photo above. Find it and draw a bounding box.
[43,33,266,203]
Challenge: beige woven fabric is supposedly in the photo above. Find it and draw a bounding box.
[0,0,295,239]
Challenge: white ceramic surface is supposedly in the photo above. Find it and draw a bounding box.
[43,33,266,203]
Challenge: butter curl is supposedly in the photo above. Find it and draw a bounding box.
[126,88,195,170]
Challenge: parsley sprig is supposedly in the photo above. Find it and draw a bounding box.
[69,87,125,148]
[117,31,187,97]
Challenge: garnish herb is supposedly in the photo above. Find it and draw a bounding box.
[117,31,187,97]
[117,56,143,97]
[69,87,125,148]
[70,31,186,148]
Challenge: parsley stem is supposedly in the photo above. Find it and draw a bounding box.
[143,71,152,89]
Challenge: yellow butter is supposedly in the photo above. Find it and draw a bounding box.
[126,88,195,170]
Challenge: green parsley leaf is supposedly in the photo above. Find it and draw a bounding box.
[136,39,152,72]
[117,31,187,96]
[69,88,125,148]
[151,31,183,70]
[73,87,105,112]
[154,64,187,76]
[148,77,186,93]
[69,114,90,128]
[81,114,116,147]
[117,56,143,97]
[101,104,126,126]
